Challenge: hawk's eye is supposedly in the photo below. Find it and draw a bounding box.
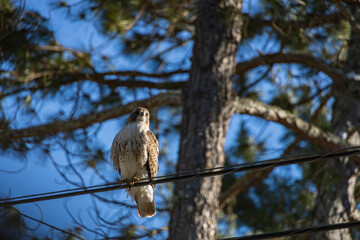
[145,112,149,116]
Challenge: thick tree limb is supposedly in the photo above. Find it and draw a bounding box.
[230,97,350,149]
[0,93,181,142]
[1,89,350,156]
[235,53,346,87]
[219,96,356,211]
[1,93,351,153]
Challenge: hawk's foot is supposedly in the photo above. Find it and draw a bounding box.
[118,177,140,190]
[129,177,140,187]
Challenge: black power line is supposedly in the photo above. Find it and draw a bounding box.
[221,220,360,240]
[0,146,359,206]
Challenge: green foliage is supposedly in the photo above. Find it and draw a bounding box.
[221,173,314,233]
[270,92,294,112]
[0,1,53,70]
[229,122,266,163]
[0,207,24,239]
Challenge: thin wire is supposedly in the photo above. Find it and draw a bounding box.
[0,146,359,206]
[220,220,360,240]
[21,213,84,240]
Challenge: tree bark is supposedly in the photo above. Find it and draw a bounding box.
[168,0,242,239]
[309,7,360,240]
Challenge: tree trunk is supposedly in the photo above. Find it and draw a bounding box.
[309,8,360,240]
[168,0,242,239]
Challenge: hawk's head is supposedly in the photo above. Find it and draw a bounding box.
[128,107,150,125]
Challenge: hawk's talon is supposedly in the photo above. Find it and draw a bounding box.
[129,177,140,188]
[118,177,140,190]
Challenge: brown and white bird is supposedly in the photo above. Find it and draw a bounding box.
[110,107,159,218]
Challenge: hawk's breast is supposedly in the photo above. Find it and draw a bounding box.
[115,122,149,179]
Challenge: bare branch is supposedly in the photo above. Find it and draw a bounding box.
[36,45,88,58]
[236,53,346,87]
[96,69,188,79]
[231,97,351,150]
[1,69,188,97]
[0,93,181,142]
[219,169,273,210]
[219,138,301,209]
[246,12,343,30]
[90,78,187,90]
[4,53,346,97]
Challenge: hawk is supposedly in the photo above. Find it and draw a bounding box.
[110,107,159,218]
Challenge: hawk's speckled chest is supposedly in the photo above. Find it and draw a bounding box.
[114,122,149,179]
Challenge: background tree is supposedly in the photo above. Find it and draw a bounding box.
[169,0,242,239]
[1,0,360,239]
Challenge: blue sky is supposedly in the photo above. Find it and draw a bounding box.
[0,0,301,239]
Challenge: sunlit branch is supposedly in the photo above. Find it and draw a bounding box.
[36,45,89,58]
[231,97,351,150]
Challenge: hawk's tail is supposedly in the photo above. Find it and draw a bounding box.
[136,198,156,218]
[129,185,156,218]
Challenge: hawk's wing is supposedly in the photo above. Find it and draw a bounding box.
[110,134,121,173]
[146,130,159,180]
